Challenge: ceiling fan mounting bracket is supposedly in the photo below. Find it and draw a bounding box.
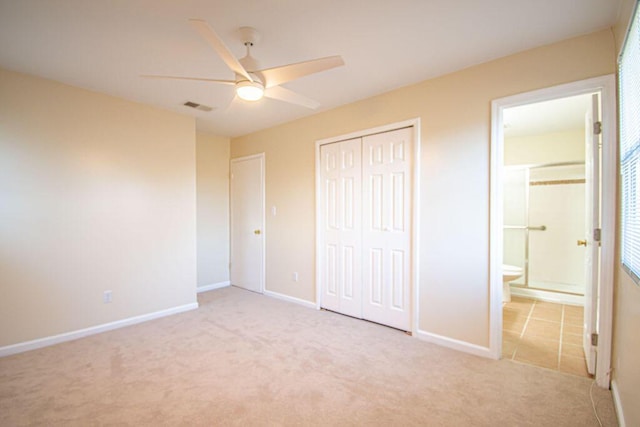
[238,26,260,47]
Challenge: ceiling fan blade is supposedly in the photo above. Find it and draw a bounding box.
[188,19,253,82]
[264,86,320,109]
[223,95,240,114]
[141,75,235,85]
[258,56,344,88]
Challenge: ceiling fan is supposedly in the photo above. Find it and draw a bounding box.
[142,19,345,109]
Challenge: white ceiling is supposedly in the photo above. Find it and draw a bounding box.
[0,0,622,137]
[504,93,594,138]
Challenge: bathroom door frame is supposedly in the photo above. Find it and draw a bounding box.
[489,75,616,388]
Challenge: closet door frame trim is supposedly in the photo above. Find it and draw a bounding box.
[314,118,421,334]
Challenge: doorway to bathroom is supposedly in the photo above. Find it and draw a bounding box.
[502,95,595,305]
[489,75,616,388]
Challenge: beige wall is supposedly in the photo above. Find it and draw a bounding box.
[0,68,197,347]
[196,132,230,288]
[505,129,585,165]
[231,30,615,346]
[611,1,640,426]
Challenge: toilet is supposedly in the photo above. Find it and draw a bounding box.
[502,264,523,303]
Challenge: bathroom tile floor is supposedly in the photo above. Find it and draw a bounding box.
[502,296,591,377]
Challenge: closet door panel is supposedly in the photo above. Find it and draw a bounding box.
[320,143,341,311]
[362,128,412,331]
[337,138,363,317]
[319,139,362,317]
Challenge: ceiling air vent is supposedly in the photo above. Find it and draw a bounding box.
[183,101,213,112]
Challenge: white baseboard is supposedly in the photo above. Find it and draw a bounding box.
[510,287,584,306]
[197,281,231,293]
[415,329,493,359]
[611,379,626,427]
[264,290,316,309]
[0,302,199,358]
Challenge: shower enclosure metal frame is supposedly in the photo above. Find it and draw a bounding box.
[503,160,584,290]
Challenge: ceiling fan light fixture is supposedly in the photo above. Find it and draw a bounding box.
[236,80,264,101]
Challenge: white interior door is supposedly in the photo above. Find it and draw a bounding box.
[319,139,362,317]
[230,154,265,293]
[362,128,412,331]
[583,93,600,374]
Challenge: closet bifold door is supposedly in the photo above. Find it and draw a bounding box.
[319,138,362,318]
[361,128,412,331]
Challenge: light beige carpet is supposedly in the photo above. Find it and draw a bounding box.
[0,286,617,426]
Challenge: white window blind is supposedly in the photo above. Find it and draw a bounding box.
[620,1,640,284]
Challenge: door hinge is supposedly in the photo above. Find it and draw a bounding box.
[591,333,598,346]
[593,228,601,242]
[593,121,602,135]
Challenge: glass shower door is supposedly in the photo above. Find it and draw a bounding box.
[503,168,528,285]
[527,165,586,294]
[503,164,586,295]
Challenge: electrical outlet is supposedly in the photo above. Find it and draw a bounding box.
[103,290,112,304]
[292,272,298,282]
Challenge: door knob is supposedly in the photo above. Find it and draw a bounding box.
[577,239,587,246]
[254,229,261,235]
